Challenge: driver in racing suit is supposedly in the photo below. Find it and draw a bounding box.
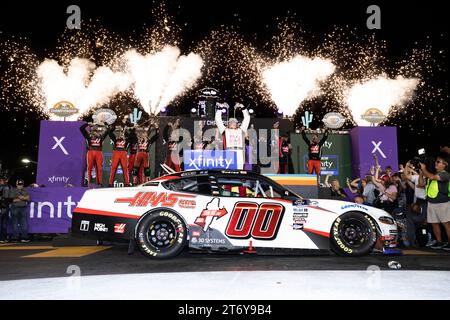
[108,125,130,187]
[133,124,158,184]
[215,102,250,170]
[80,122,109,187]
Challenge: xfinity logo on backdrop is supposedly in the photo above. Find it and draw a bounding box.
[188,155,234,170]
[51,136,69,155]
[371,140,387,159]
[48,176,70,184]
[29,196,78,219]
[323,141,333,149]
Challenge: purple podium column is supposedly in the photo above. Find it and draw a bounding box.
[36,120,87,187]
[350,126,399,178]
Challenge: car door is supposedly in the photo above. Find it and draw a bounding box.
[192,175,305,251]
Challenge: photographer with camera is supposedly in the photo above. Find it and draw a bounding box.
[418,154,450,250]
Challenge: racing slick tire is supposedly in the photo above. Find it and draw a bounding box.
[330,211,377,257]
[135,208,187,259]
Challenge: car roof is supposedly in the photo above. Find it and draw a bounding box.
[151,169,263,182]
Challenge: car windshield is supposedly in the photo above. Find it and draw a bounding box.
[161,176,212,196]
[216,176,302,199]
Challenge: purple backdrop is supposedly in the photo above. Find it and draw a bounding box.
[8,187,88,234]
[36,120,87,187]
[350,126,399,178]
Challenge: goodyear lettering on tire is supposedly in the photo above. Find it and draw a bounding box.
[332,216,353,254]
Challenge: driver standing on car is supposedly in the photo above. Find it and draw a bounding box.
[215,102,250,170]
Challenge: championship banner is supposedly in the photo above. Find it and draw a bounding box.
[23,187,87,233]
[183,150,238,170]
[36,120,87,187]
[350,126,399,178]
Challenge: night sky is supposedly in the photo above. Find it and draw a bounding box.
[0,0,448,183]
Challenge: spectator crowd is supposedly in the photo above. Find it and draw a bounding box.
[323,146,450,251]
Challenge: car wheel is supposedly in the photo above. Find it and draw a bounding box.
[135,209,187,259]
[330,211,377,257]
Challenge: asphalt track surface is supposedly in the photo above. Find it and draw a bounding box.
[1,241,450,281]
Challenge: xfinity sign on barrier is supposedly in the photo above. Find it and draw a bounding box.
[184,150,238,170]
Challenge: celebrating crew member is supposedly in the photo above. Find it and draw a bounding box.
[301,127,329,175]
[80,122,109,187]
[279,133,294,174]
[126,126,138,185]
[133,122,158,184]
[164,119,183,172]
[215,102,250,170]
[108,125,130,187]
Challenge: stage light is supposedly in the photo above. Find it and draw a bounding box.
[21,158,37,164]
[159,107,167,116]
[276,109,283,118]
[190,107,197,118]
[221,108,227,114]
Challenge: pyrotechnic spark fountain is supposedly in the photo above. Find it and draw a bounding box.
[345,75,420,126]
[124,45,203,115]
[37,58,132,120]
[261,55,336,117]
[0,9,444,129]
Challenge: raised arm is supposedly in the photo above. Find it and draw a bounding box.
[79,123,90,140]
[241,108,250,133]
[319,129,329,146]
[149,128,159,145]
[108,127,117,143]
[350,178,361,188]
[101,123,111,140]
[324,174,332,188]
[300,128,310,145]
[215,109,226,134]
[347,178,358,194]
[373,154,380,170]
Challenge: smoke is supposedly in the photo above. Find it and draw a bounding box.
[37,58,132,120]
[345,75,420,126]
[124,45,203,115]
[261,55,336,116]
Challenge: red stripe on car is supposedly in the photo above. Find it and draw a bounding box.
[73,207,140,219]
[303,228,330,238]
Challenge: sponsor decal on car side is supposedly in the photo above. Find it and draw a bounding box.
[115,192,196,208]
[114,223,126,234]
[94,223,108,232]
[80,220,90,232]
[340,203,369,211]
[292,224,304,230]
[194,198,228,230]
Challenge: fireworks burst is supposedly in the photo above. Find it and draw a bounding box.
[0,37,43,114]
[261,55,336,116]
[193,28,269,106]
[124,45,203,115]
[0,9,445,128]
[345,75,420,126]
[37,58,132,120]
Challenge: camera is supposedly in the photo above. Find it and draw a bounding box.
[411,148,434,172]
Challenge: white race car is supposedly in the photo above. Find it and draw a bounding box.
[72,170,398,259]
